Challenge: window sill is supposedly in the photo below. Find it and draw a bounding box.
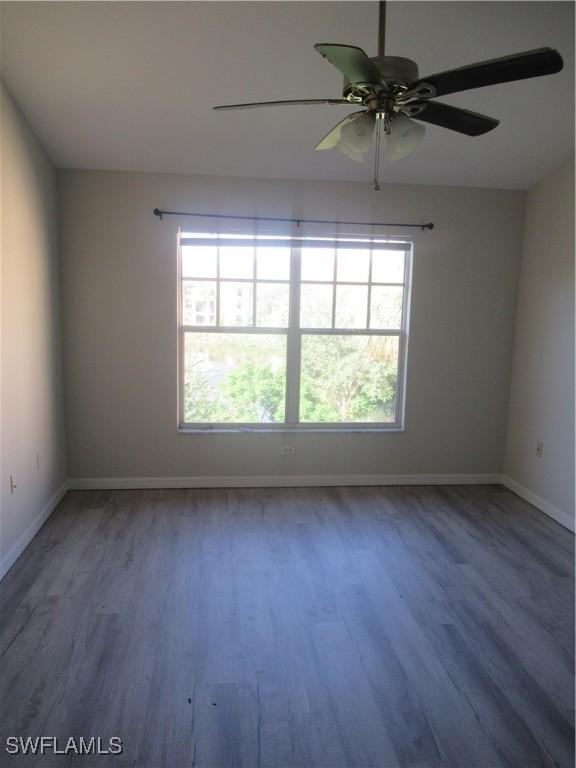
[178,426,405,434]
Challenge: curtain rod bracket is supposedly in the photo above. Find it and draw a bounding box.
[153,208,163,221]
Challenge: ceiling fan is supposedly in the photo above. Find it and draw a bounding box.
[213,1,563,189]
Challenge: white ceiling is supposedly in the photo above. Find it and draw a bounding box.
[1,1,574,189]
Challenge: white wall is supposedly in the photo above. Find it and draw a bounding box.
[59,169,524,482]
[0,82,67,577]
[504,157,575,530]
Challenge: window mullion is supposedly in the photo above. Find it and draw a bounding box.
[366,248,373,329]
[331,244,337,329]
[252,245,257,326]
[179,327,187,427]
[285,242,302,425]
[178,234,185,428]
[216,244,221,326]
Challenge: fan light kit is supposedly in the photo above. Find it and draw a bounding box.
[214,1,563,190]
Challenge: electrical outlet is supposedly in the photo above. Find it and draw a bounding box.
[536,441,544,458]
[281,446,295,455]
[10,475,17,494]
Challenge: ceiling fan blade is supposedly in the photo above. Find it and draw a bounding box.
[213,98,350,111]
[314,44,383,85]
[408,101,499,136]
[384,114,426,160]
[410,48,563,98]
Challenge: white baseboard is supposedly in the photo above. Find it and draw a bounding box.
[0,479,70,582]
[68,473,502,490]
[501,474,575,532]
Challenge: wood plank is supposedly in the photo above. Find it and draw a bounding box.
[0,486,573,767]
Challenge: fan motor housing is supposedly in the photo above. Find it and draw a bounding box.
[343,56,419,101]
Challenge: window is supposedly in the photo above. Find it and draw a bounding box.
[178,232,411,430]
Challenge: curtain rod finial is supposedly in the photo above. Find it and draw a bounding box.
[153,208,163,220]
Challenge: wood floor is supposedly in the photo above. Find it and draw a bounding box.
[0,485,573,768]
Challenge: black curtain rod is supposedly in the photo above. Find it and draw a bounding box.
[152,208,433,231]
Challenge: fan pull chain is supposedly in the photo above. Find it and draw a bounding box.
[373,115,383,191]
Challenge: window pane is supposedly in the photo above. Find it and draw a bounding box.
[337,249,370,283]
[182,281,216,326]
[335,285,368,329]
[184,333,286,423]
[301,248,334,281]
[220,282,254,326]
[372,249,405,283]
[300,335,399,423]
[256,283,289,327]
[220,246,254,279]
[370,286,403,329]
[181,245,217,278]
[300,284,333,328]
[257,247,290,280]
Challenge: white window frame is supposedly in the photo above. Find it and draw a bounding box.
[177,232,412,432]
